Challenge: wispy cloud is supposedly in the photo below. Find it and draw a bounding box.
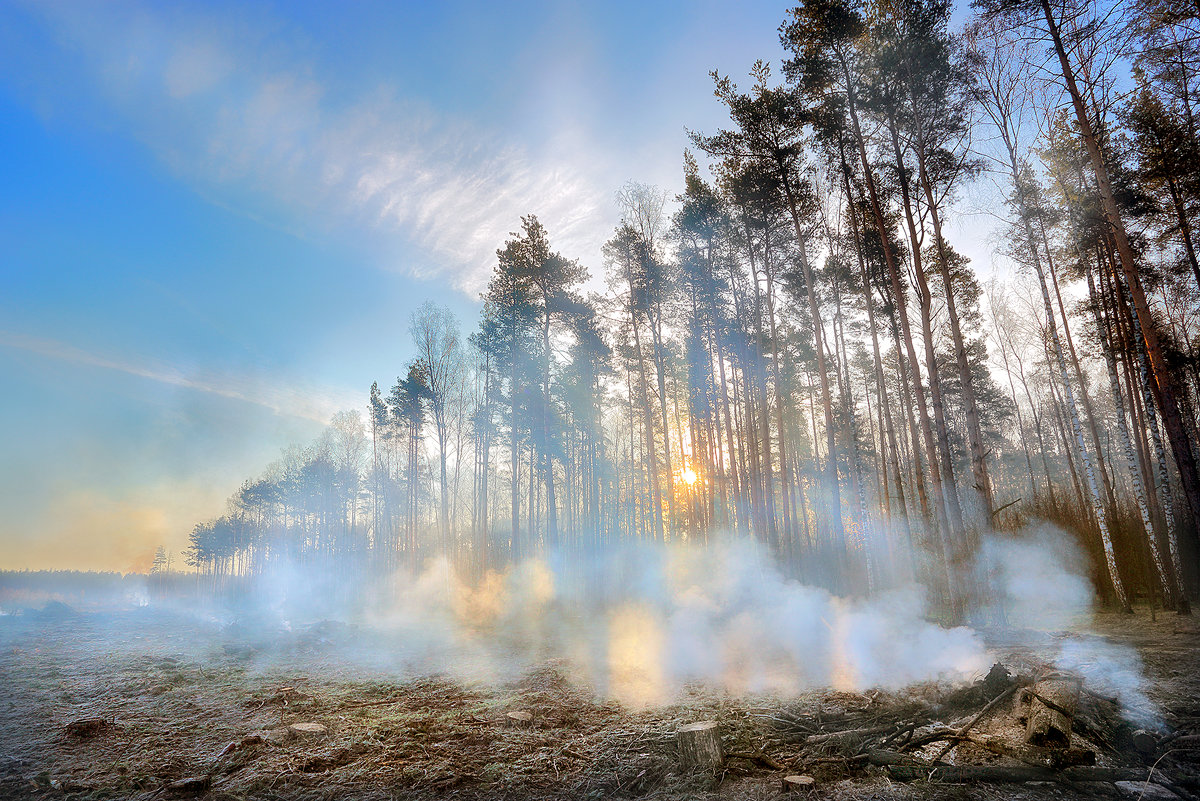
[0,330,355,424]
[17,1,615,293]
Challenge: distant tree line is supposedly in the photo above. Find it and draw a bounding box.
[0,570,161,609]
[187,0,1200,618]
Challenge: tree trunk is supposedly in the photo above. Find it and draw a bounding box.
[849,85,956,611]
[779,173,846,571]
[1040,0,1200,554]
[1112,260,1190,613]
[843,159,914,556]
[882,106,967,552]
[1088,255,1175,609]
[908,83,995,528]
[677,721,723,769]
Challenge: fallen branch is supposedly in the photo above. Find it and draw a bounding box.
[1160,734,1200,750]
[805,724,898,751]
[869,751,1178,788]
[879,722,919,750]
[901,727,960,751]
[790,753,870,770]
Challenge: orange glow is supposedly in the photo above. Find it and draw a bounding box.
[679,467,698,486]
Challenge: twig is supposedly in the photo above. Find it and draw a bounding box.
[990,497,1023,518]
[1139,749,1176,801]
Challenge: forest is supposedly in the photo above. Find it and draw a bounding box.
[181,0,1200,621]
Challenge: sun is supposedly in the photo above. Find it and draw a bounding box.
[679,467,698,486]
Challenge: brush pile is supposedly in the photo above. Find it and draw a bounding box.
[756,661,1197,798]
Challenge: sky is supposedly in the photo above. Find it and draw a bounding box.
[0,0,1001,572]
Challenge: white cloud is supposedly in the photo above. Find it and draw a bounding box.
[164,40,232,98]
[0,330,356,425]
[19,1,616,294]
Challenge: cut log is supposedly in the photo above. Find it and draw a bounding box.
[1025,673,1081,748]
[866,750,913,766]
[869,752,1168,786]
[782,774,815,792]
[1115,780,1176,800]
[677,720,723,769]
[883,762,1171,784]
[1130,729,1158,756]
[1167,733,1200,749]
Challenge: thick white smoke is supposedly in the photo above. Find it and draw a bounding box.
[151,524,1155,724]
[355,539,989,706]
[974,525,1160,726]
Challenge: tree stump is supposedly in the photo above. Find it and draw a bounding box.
[1025,673,1081,748]
[506,711,533,728]
[289,722,328,738]
[782,774,815,792]
[677,721,723,769]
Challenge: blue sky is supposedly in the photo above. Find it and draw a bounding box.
[0,0,798,570]
[0,0,998,571]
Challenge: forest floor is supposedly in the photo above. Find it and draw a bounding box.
[0,603,1196,801]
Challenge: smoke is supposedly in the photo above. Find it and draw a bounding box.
[350,540,990,706]
[975,524,1096,631]
[12,523,1155,726]
[972,524,1160,727]
[201,525,1152,724]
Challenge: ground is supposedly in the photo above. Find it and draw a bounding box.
[0,606,1196,800]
